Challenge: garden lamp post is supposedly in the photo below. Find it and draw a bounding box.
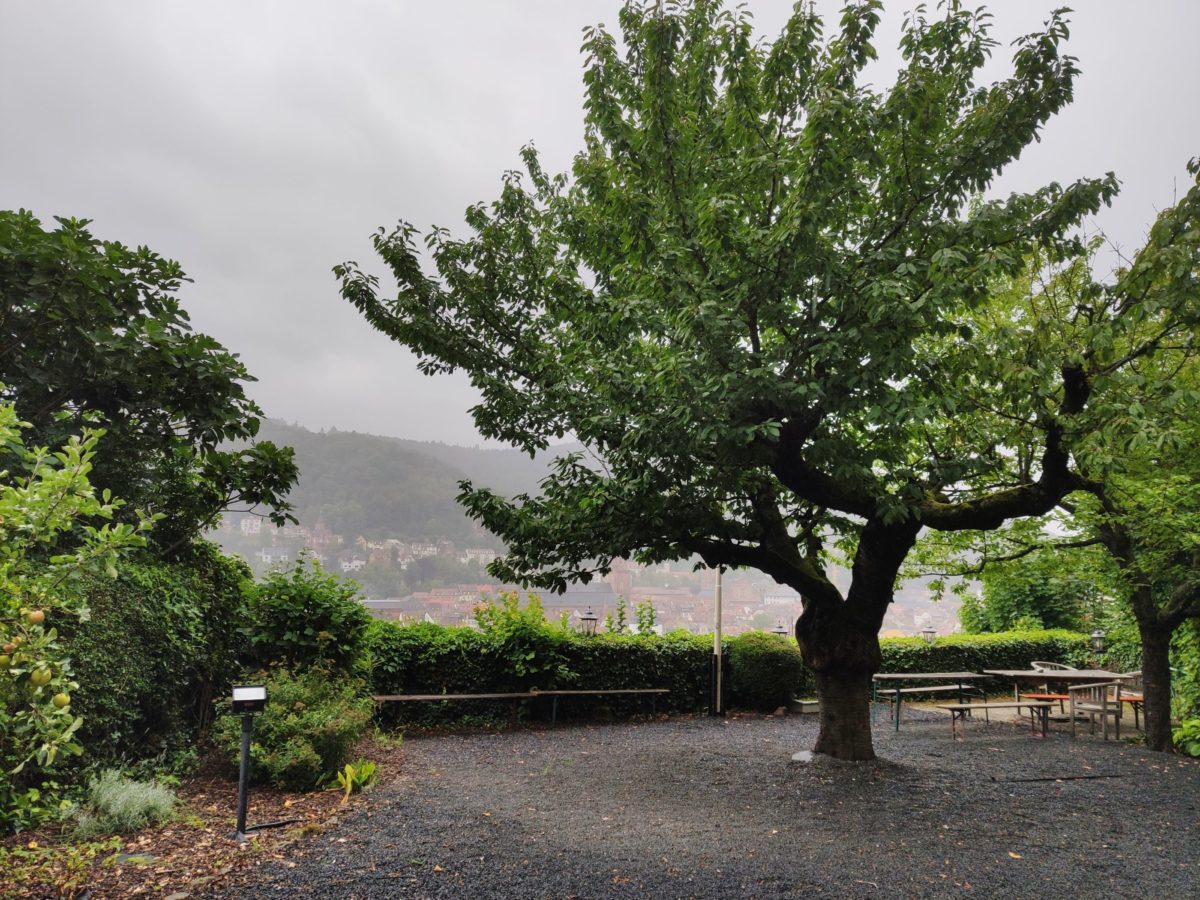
[921,627,937,645]
[579,606,598,636]
[229,685,298,842]
[1090,629,1106,655]
[231,685,267,841]
[771,620,789,636]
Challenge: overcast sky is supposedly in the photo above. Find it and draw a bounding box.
[3,1,1197,446]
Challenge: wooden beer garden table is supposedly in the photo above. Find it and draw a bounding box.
[872,672,992,732]
[981,669,1135,701]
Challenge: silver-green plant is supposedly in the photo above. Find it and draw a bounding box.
[74,770,176,837]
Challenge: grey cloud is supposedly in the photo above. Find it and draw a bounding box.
[2,1,1197,445]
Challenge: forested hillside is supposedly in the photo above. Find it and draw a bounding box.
[250,420,558,545]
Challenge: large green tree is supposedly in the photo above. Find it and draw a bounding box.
[913,180,1200,752]
[0,210,297,552]
[337,1,1169,759]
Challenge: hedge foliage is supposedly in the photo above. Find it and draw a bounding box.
[727,631,809,710]
[241,556,371,673]
[367,620,1089,723]
[61,542,252,764]
[366,620,713,725]
[876,630,1091,684]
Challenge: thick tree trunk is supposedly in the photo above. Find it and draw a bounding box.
[812,669,875,760]
[796,600,884,762]
[1140,623,1174,753]
[792,518,918,761]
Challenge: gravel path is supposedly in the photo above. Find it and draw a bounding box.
[207,711,1200,899]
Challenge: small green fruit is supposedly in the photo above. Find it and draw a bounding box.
[52,693,70,708]
[27,609,45,626]
[0,654,10,667]
[30,668,53,687]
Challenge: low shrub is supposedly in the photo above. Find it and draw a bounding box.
[74,770,177,837]
[213,667,372,791]
[727,631,809,711]
[242,555,371,673]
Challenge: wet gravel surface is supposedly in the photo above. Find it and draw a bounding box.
[207,710,1200,899]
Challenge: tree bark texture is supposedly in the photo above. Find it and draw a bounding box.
[811,669,876,760]
[794,520,918,761]
[796,599,881,761]
[1138,622,1175,753]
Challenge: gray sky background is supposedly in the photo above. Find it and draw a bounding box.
[2,1,1197,446]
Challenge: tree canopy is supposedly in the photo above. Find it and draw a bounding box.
[0,210,297,552]
[338,0,1195,758]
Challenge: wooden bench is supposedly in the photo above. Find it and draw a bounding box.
[874,684,984,729]
[373,688,669,726]
[936,701,1053,741]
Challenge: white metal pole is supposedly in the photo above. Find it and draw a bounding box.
[712,566,724,714]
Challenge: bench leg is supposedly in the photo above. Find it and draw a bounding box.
[551,696,559,728]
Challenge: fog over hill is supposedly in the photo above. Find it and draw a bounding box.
[248,419,569,545]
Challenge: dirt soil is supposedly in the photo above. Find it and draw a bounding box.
[202,710,1199,900]
[1,735,403,899]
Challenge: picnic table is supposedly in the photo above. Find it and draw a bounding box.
[872,672,992,731]
[982,669,1135,701]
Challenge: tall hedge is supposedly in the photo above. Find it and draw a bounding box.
[365,621,711,725]
[61,542,252,763]
[366,622,1091,724]
[876,630,1089,685]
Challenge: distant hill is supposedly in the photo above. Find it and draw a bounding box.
[251,420,562,545]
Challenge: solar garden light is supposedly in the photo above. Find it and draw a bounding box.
[229,685,297,841]
[1090,629,1106,654]
[920,627,937,645]
[579,606,598,636]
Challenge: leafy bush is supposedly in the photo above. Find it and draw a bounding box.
[0,402,154,833]
[474,593,572,687]
[61,543,252,766]
[213,667,372,791]
[1173,719,1200,758]
[74,770,177,837]
[727,631,809,711]
[242,556,370,672]
[366,618,1093,726]
[1171,621,1200,720]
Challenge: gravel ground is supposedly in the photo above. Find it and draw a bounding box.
[207,710,1200,899]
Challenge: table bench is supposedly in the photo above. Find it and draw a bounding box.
[937,701,1053,741]
[373,688,669,726]
[873,679,988,731]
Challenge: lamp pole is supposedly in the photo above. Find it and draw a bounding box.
[235,712,253,837]
[710,566,724,716]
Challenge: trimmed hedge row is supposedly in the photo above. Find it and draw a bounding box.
[875,630,1091,686]
[365,621,713,724]
[366,622,1091,724]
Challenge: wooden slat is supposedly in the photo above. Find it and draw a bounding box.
[936,701,1052,711]
[372,688,670,702]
